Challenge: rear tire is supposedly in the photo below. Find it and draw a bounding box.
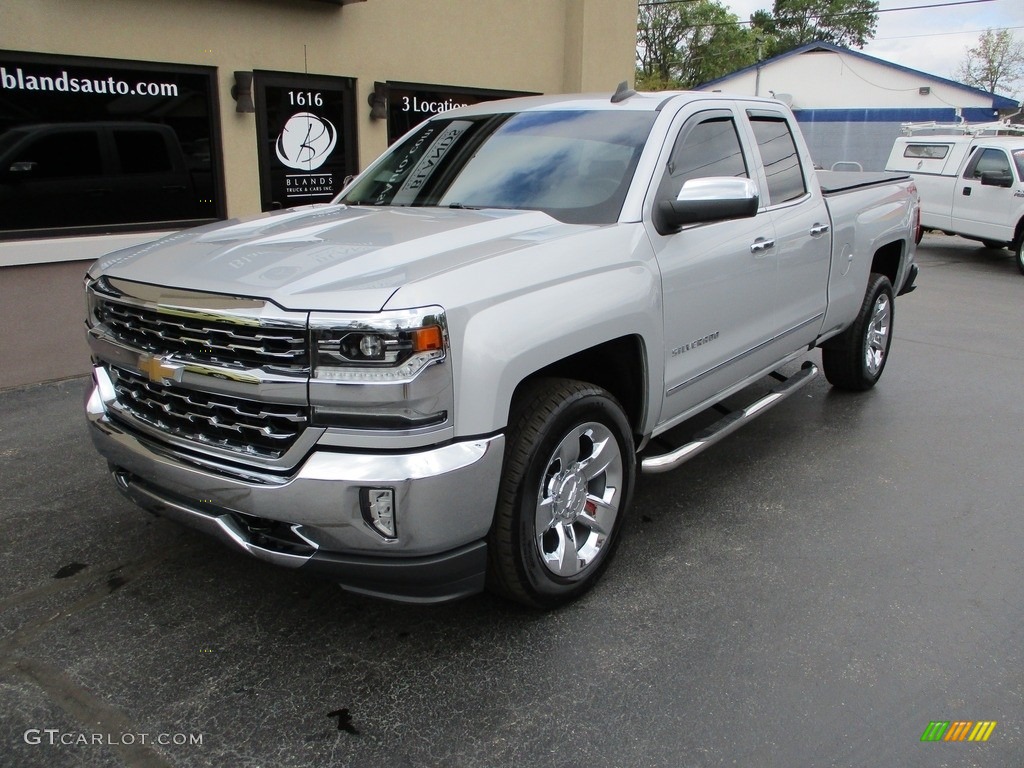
[486,378,635,608]
[822,273,894,391]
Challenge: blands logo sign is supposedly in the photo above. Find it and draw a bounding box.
[920,720,997,742]
[275,112,337,172]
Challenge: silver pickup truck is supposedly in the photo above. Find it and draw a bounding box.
[84,88,920,608]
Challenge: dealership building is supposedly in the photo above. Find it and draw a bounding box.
[0,0,638,389]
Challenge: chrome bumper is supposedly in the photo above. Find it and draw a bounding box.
[85,374,504,603]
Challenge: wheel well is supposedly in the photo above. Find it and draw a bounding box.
[871,240,903,286]
[515,336,646,436]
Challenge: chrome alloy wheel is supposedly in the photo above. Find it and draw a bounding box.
[865,292,891,376]
[534,421,624,578]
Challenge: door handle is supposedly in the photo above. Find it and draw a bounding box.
[750,238,775,256]
[810,224,830,237]
[962,186,972,196]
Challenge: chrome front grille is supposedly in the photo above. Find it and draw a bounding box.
[110,366,309,459]
[93,293,308,373]
[87,278,313,462]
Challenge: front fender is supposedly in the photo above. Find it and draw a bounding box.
[453,244,662,437]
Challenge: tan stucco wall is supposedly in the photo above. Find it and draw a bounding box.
[0,260,93,389]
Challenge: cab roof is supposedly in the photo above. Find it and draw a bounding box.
[440,88,788,117]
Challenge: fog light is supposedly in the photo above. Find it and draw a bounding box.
[360,487,397,539]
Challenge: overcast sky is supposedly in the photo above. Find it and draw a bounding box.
[721,0,1024,94]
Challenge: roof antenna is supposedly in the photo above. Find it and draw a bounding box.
[611,81,636,104]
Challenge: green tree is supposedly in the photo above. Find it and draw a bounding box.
[750,0,879,57]
[953,29,1024,98]
[636,1,757,90]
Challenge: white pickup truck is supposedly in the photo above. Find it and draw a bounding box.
[885,133,1024,274]
[84,88,919,608]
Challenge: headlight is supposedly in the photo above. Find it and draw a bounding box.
[311,308,446,382]
[309,307,452,433]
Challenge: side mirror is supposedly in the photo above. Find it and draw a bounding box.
[655,177,760,235]
[980,170,1013,188]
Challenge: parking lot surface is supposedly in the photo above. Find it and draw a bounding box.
[1,232,1022,767]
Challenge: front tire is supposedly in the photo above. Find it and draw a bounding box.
[486,378,635,608]
[1015,236,1024,276]
[822,273,895,391]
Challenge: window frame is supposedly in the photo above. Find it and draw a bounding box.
[746,110,808,207]
[962,147,1014,181]
[252,69,359,213]
[655,108,751,207]
[903,143,951,160]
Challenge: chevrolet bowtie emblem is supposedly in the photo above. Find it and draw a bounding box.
[139,354,184,383]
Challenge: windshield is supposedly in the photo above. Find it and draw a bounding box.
[340,110,657,225]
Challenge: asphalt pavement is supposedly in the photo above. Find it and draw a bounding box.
[1,232,1021,768]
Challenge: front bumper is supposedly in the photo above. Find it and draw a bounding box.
[85,373,504,603]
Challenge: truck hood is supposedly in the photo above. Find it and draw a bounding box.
[93,205,584,311]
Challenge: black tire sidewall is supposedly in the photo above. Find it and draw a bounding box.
[822,273,894,391]
[498,382,635,606]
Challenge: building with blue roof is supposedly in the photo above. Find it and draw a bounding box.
[697,41,1020,172]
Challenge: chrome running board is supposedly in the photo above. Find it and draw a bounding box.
[641,362,819,475]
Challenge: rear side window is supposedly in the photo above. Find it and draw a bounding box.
[904,144,950,159]
[748,114,806,205]
[657,113,748,202]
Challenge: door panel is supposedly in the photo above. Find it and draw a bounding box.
[646,108,779,425]
[747,112,830,349]
[952,147,1018,242]
[653,214,779,421]
[770,201,831,344]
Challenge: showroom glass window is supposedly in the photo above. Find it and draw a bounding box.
[0,51,223,237]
